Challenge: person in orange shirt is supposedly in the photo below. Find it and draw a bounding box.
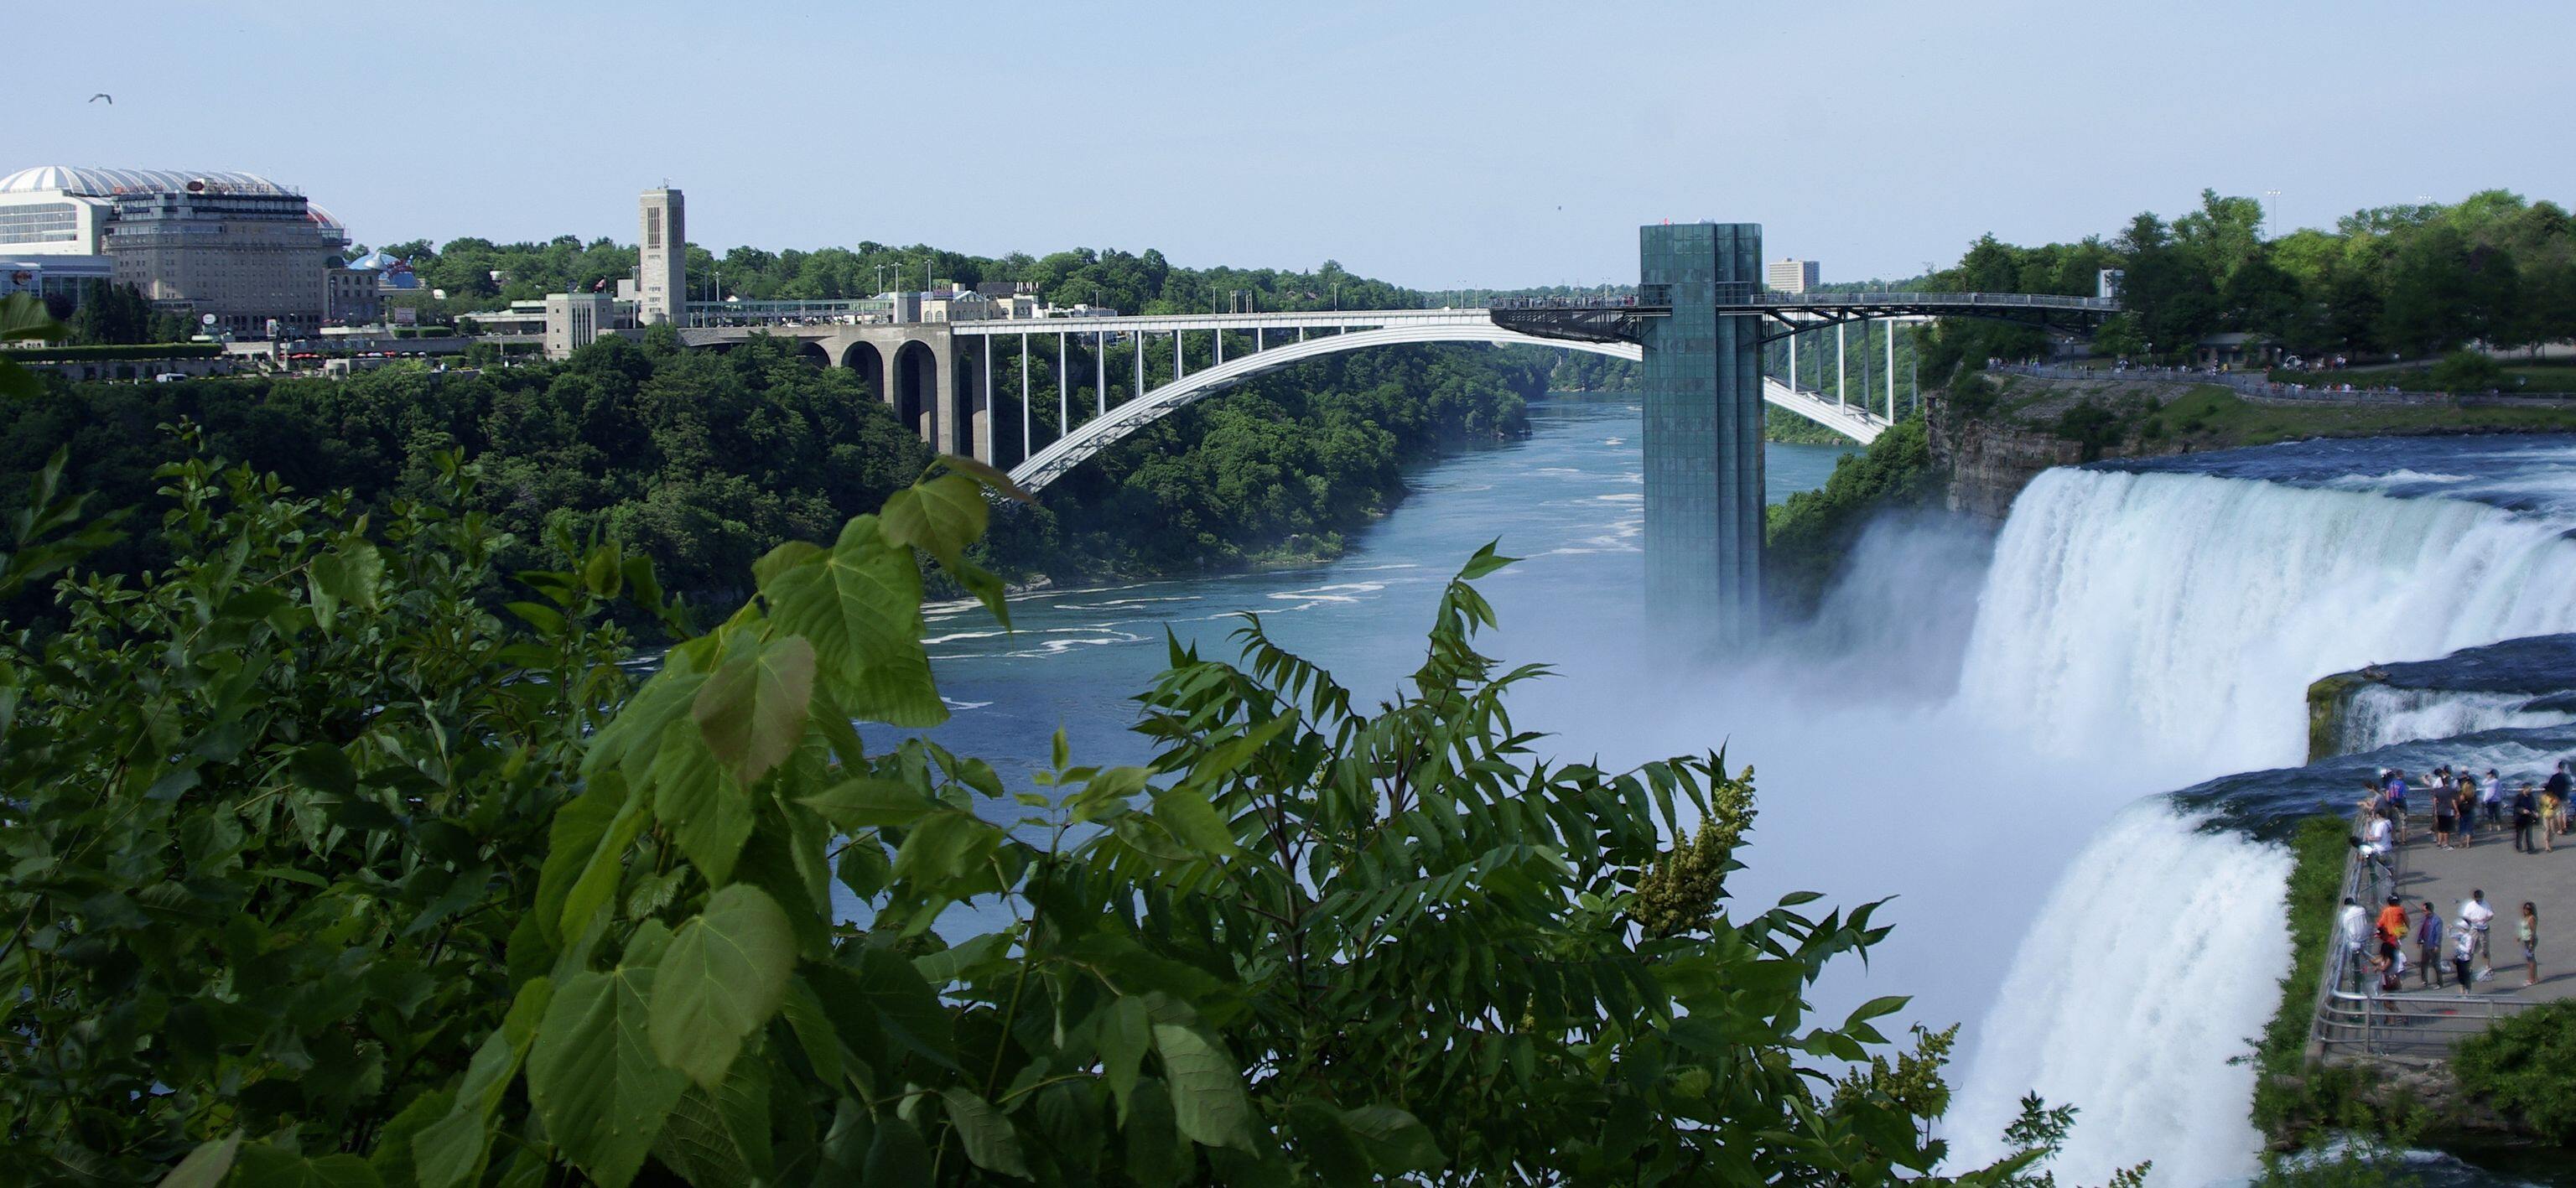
[2375,895,2412,978]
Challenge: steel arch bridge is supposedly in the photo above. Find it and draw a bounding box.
[953,311,1891,495]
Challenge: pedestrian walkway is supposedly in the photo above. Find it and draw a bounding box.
[2315,808,2576,1059]
[2378,816,2576,1005]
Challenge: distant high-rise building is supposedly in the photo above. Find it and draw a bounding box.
[637,188,685,326]
[2,167,354,329]
[1766,257,1820,293]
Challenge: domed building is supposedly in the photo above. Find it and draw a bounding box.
[0,166,353,335]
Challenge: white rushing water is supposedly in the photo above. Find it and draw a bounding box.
[1942,463,2576,1184]
[1943,803,2293,1186]
[1958,467,2576,770]
[2335,686,2575,755]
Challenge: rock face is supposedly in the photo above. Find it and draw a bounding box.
[2317,1056,2522,1136]
[1925,410,2085,522]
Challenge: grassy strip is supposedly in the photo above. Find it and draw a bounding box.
[2251,814,2418,1146]
[2151,386,2576,448]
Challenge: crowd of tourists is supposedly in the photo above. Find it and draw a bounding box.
[2340,761,2576,996]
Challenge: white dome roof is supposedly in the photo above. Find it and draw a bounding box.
[0,165,299,198]
[0,166,340,230]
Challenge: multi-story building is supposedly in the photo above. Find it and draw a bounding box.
[0,253,113,311]
[106,183,349,336]
[1766,258,1820,293]
[0,167,351,335]
[0,165,126,255]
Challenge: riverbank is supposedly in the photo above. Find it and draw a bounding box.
[1933,370,2576,524]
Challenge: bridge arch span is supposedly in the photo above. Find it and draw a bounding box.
[1005,322,1885,494]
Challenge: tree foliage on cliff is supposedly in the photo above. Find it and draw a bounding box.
[0,333,930,610]
[1919,188,2576,372]
[1763,416,1940,617]
[3,332,1541,604]
[0,443,2132,1184]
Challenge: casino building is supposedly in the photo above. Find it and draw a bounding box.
[0,166,356,335]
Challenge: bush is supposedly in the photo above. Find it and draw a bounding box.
[2428,350,2506,392]
[2455,1000,2576,1137]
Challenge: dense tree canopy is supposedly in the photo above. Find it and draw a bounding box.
[1919,188,2576,373]
[0,331,1543,609]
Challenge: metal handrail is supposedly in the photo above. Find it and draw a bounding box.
[1494,290,2116,312]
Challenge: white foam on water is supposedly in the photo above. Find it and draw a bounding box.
[1958,468,2576,770]
[2335,687,2575,755]
[1945,802,2292,1186]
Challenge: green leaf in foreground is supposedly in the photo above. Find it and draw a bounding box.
[690,633,816,787]
[939,1087,1033,1178]
[651,885,797,1088]
[527,964,687,1188]
[1146,993,1254,1151]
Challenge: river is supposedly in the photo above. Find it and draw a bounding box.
[905,393,1852,787]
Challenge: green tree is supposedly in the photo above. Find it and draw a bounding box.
[1,444,2128,1184]
[0,293,65,397]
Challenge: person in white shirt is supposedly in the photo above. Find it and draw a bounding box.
[2360,812,2397,885]
[2463,890,2497,972]
[2482,769,2505,830]
[2338,896,2371,982]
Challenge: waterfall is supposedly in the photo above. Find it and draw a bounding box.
[1943,802,2292,1186]
[2334,686,2574,756]
[1957,467,2576,770]
[1944,463,2576,1184]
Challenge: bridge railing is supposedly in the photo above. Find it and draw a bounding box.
[1493,290,2116,313]
[1731,288,2119,312]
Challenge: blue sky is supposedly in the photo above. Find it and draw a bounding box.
[18,1,2574,288]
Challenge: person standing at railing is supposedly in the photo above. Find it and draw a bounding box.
[2454,917,2480,992]
[2484,768,2506,830]
[2340,897,2371,985]
[2435,779,2460,850]
[2418,902,2447,988]
[2545,757,2565,834]
[2359,807,2397,888]
[2384,770,2412,845]
[2515,784,2541,853]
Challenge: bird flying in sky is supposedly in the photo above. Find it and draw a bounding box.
[89,93,112,104]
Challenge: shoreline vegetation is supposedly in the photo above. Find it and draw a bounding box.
[0,332,1555,619]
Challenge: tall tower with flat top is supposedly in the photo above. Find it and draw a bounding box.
[638,187,685,326]
[1638,222,1766,644]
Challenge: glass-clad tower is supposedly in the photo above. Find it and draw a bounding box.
[1637,223,1766,644]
